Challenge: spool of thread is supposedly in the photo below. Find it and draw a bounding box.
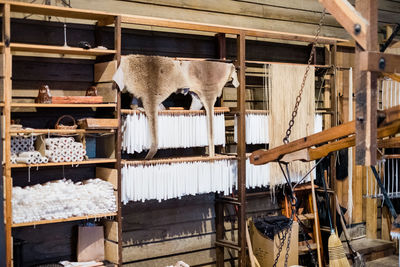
[45,150,54,158]
[58,156,65,162]
[16,157,33,164]
[77,156,84,162]
[18,152,36,158]
[50,156,59,163]
[64,156,71,162]
[67,137,75,143]
[45,139,57,146]
[73,143,84,149]
[71,155,77,162]
[79,149,87,156]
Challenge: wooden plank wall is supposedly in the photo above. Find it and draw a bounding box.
[121,193,279,267]
[22,0,400,41]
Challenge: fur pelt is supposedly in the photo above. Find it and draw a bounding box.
[113,55,239,159]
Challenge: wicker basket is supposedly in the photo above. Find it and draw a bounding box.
[55,115,78,130]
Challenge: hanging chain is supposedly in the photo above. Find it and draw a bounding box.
[272,214,294,267]
[294,212,318,266]
[283,8,327,144]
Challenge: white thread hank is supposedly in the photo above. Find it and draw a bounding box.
[122,113,226,154]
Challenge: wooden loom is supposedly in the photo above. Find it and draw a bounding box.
[316,0,400,166]
[250,105,400,165]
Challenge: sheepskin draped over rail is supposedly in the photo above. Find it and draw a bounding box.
[113,55,239,159]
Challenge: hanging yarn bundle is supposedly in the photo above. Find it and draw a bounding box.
[45,137,86,163]
[122,158,279,203]
[121,159,235,203]
[122,112,226,154]
[12,178,116,224]
[234,113,323,145]
[268,64,316,187]
[234,113,269,144]
[380,77,400,110]
[245,158,270,188]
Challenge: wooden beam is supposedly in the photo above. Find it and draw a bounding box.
[2,3,12,266]
[236,32,246,267]
[319,0,369,50]
[279,120,400,163]
[355,0,378,166]
[250,105,400,165]
[121,15,345,44]
[308,121,400,160]
[250,121,356,165]
[359,51,400,73]
[1,0,116,21]
[378,136,400,148]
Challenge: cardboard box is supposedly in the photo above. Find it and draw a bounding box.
[249,220,298,267]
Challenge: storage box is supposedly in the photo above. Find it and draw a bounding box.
[249,220,298,267]
[78,118,118,129]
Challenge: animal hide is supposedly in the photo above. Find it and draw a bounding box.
[113,55,239,159]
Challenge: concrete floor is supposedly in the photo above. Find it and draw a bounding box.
[366,255,398,267]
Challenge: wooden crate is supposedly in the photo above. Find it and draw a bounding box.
[78,118,118,129]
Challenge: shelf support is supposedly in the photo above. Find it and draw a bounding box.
[114,15,123,267]
[2,3,12,267]
[237,31,247,267]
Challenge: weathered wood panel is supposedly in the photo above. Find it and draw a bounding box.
[122,193,279,266]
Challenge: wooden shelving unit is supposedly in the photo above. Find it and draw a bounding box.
[11,103,117,108]
[0,1,344,266]
[1,1,122,266]
[10,43,116,56]
[11,158,117,168]
[12,212,117,228]
[9,128,115,134]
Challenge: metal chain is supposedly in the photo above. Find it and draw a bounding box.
[294,212,318,266]
[272,214,294,267]
[283,8,327,144]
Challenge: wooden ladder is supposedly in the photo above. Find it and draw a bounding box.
[283,182,324,266]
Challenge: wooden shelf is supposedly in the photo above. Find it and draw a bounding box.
[11,103,116,108]
[11,158,116,168]
[9,129,115,134]
[2,0,117,21]
[12,212,117,228]
[10,43,116,56]
[122,154,236,166]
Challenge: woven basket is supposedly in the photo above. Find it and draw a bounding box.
[55,115,78,130]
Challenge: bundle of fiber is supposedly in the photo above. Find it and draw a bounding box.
[380,78,400,110]
[233,113,323,144]
[122,112,225,154]
[12,178,116,223]
[121,159,236,203]
[244,158,270,188]
[234,113,269,144]
[268,64,315,186]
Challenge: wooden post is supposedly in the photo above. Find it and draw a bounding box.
[2,3,12,266]
[114,15,122,267]
[355,0,378,166]
[215,33,226,60]
[236,32,246,267]
[381,205,391,240]
[366,167,378,238]
[330,44,338,229]
[215,197,225,266]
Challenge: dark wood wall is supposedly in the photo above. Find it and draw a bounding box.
[6,17,316,266]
